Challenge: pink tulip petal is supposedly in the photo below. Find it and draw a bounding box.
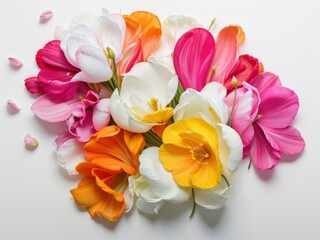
[41,40,78,71]
[258,87,299,128]
[8,57,23,68]
[173,28,215,91]
[39,10,53,23]
[24,77,44,95]
[260,126,305,155]
[225,54,259,90]
[251,124,281,170]
[24,134,39,149]
[38,68,79,102]
[250,72,281,94]
[210,25,241,85]
[31,94,82,122]
[7,99,21,112]
[67,109,95,142]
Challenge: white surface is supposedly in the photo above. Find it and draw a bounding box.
[1,0,319,239]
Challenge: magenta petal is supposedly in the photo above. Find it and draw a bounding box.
[258,87,299,128]
[251,124,281,170]
[250,72,281,94]
[31,94,82,122]
[173,28,215,91]
[38,68,79,101]
[226,54,259,90]
[42,40,79,71]
[260,126,305,155]
[24,77,44,95]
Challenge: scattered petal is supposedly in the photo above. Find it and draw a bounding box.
[39,10,53,23]
[7,99,21,113]
[24,134,39,150]
[8,57,23,69]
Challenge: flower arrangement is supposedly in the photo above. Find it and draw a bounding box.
[24,9,305,222]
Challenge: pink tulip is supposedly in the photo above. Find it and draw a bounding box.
[173,26,260,92]
[174,28,215,91]
[25,40,80,102]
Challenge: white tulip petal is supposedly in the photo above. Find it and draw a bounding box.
[121,58,177,107]
[73,45,112,83]
[96,12,125,62]
[195,181,230,210]
[123,186,134,212]
[217,123,243,172]
[139,147,191,203]
[136,198,164,215]
[174,88,212,122]
[201,82,229,124]
[110,90,152,133]
[55,138,85,175]
[60,25,101,67]
[163,15,202,50]
[92,98,111,131]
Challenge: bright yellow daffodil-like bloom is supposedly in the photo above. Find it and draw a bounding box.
[159,118,223,189]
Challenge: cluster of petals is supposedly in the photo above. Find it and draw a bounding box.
[24,9,305,223]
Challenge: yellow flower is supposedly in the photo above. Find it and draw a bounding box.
[159,118,223,189]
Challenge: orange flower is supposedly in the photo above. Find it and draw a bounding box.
[119,11,162,74]
[70,125,145,221]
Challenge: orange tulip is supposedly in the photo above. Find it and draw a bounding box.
[70,125,145,221]
[119,11,162,74]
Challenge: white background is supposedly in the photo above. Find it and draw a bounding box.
[1,0,319,239]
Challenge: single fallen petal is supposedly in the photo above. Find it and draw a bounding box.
[39,10,53,23]
[24,134,39,149]
[8,57,23,68]
[7,99,21,112]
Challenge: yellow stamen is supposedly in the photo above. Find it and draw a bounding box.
[148,98,160,111]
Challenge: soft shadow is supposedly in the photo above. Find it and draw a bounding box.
[34,116,66,135]
[93,216,119,230]
[137,201,191,222]
[255,168,275,181]
[56,163,82,183]
[70,201,119,230]
[197,206,225,227]
[157,201,191,221]
[281,151,305,163]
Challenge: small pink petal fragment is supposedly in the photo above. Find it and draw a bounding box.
[7,99,21,112]
[8,57,23,68]
[39,10,53,23]
[24,134,39,150]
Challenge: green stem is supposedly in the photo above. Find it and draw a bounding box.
[143,130,163,148]
[222,174,230,187]
[227,87,237,127]
[248,159,252,170]
[189,188,196,219]
[169,81,184,108]
[208,17,216,31]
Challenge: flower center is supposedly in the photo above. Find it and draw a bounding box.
[191,143,212,163]
[179,131,217,164]
[148,98,160,111]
